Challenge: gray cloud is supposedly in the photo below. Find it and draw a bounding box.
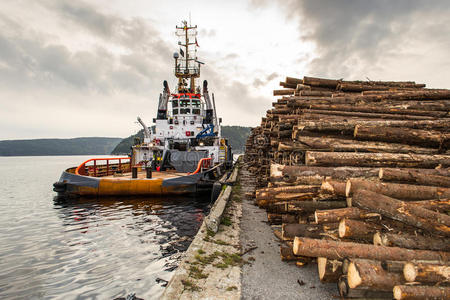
[253,1,450,81]
[0,1,172,96]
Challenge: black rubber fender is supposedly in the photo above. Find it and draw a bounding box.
[210,182,222,202]
[53,181,66,193]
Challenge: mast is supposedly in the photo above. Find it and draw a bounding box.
[174,21,201,93]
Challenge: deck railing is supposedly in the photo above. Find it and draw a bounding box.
[189,158,212,175]
[75,157,131,177]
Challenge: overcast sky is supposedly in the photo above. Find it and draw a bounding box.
[1,0,449,139]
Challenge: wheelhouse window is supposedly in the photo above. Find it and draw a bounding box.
[180,108,191,114]
[173,109,178,115]
[192,99,201,108]
[172,100,178,107]
[180,99,190,107]
[192,108,200,114]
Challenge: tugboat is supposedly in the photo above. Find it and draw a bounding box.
[53,21,233,198]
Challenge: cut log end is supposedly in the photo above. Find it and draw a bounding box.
[317,257,326,280]
[403,262,416,282]
[393,286,403,300]
[373,232,383,246]
[347,262,362,289]
[345,180,352,197]
[379,168,384,179]
[338,219,347,238]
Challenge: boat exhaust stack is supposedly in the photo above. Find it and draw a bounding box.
[157,80,170,119]
[203,80,214,124]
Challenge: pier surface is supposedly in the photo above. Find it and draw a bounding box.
[162,161,336,299]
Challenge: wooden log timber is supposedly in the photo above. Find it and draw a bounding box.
[338,275,394,299]
[288,135,442,155]
[305,151,450,168]
[270,164,381,181]
[352,190,450,237]
[299,90,333,97]
[347,259,406,291]
[379,168,450,187]
[308,104,448,118]
[409,199,450,213]
[285,76,303,85]
[320,179,347,197]
[286,200,347,212]
[345,178,450,200]
[279,81,297,89]
[305,109,438,120]
[273,89,295,96]
[317,257,342,283]
[282,223,328,240]
[303,76,340,88]
[314,207,380,224]
[339,219,382,240]
[393,285,450,300]
[373,232,450,251]
[257,194,318,207]
[354,125,449,149]
[295,120,450,135]
[293,237,450,261]
[403,262,450,283]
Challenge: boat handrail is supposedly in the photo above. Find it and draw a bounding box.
[189,158,212,175]
[75,157,131,177]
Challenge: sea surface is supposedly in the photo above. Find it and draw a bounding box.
[0,155,211,299]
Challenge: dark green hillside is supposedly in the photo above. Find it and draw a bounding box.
[111,125,252,155]
[0,137,122,156]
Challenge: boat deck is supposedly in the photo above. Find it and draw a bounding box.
[101,170,189,180]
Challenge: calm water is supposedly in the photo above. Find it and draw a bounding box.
[0,156,210,299]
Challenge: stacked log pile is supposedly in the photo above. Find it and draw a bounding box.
[244,76,450,299]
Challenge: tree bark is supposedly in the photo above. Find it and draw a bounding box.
[273,89,295,96]
[314,207,380,224]
[317,257,342,283]
[347,259,405,291]
[295,119,450,134]
[290,135,441,154]
[293,237,449,261]
[339,219,381,241]
[338,275,393,299]
[287,200,346,212]
[282,223,326,240]
[393,285,450,300]
[373,232,450,251]
[352,190,450,237]
[379,168,450,187]
[403,262,450,283]
[354,125,449,149]
[306,109,437,120]
[305,151,450,168]
[303,76,339,88]
[320,179,347,197]
[345,178,450,200]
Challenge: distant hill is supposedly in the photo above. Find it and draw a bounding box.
[111,125,252,155]
[0,137,122,156]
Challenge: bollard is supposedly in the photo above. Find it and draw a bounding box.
[132,166,138,178]
[146,167,152,179]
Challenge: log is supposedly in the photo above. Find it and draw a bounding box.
[285,76,303,85]
[379,168,450,187]
[314,207,380,224]
[295,120,450,134]
[317,257,342,283]
[393,285,450,300]
[270,164,381,181]
[273,89,295,96]
[320,179,346,197]
[409,199,450,213]
[293,237,449,261]
[305,151,450,168]
[345,178,450,200]
[303,76,339,88]
[373,232,450,251]
[291,135,441,155]
[339,219,381,240]
[287,200,346,212]
[282,223,324,240]
[352,190,450,237]
[306,109,437,120]
[338,275,393,299]
[347,259,405,291]
[354,125,449,149]
[403,262,450,283]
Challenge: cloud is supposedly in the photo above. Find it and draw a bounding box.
[252,0,450,84]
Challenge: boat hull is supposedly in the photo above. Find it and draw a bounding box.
[54,170,209,198]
